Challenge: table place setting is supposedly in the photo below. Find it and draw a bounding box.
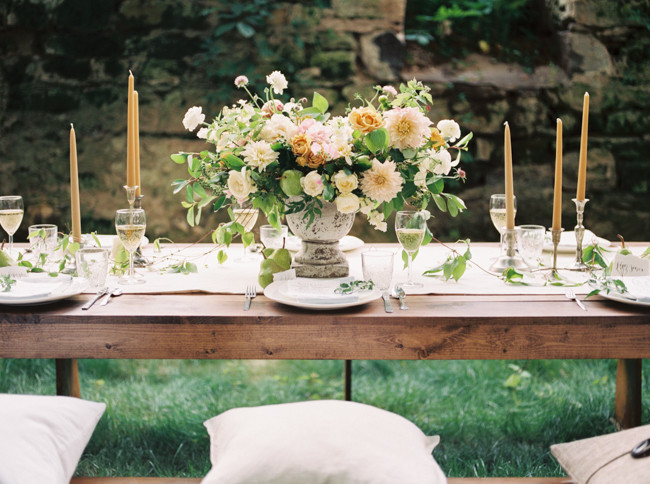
[0,273,88,306]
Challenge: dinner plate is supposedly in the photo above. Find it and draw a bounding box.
[264,278,381,310]
[596,276,650,307]
[543,230,610,253]
[285,235,364,253]
[0,274,89,306]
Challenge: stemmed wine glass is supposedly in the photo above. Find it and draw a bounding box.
[233,202,259,262]
[395,210,426,289]
[115,208,146,285]
[0,195,24,257]
[489,194,517,252]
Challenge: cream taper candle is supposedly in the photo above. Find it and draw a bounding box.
[504,122,515,230]
[552,119,563,231]
[70,123,81,243]
[576,92,589,201]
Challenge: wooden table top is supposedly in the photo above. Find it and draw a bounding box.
[1,289,649,361]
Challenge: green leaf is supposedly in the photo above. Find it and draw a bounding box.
[451,256,466,282]
[428,177,445,194]
[504,374,521,389]
[322,178,335,202]
[217,250,228,264]
[188,155,201,177]
[213,195,226,213]
[193,183,208,199]
[312,92,329,114]
[364,128,389,154]
[432,194,447,212]
[224,154,245,170]
[171,153,188,164]
[186,184,194,203]
[172,179,189,195]
[186,206,195,227]
[242,232,254,247]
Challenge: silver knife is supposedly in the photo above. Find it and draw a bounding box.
[82,287,109,310]
[382,292,393,313]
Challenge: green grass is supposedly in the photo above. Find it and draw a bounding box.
[1,358,648,478]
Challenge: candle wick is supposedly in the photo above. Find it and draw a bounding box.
[70,123,74,129]
[504,121,509,127]
[129,69,133,76]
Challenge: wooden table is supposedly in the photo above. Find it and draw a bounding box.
[1,276,649,427]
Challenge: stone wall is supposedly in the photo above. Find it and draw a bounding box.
[1,0,648,245]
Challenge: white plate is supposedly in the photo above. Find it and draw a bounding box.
[285,235,364,253]
[597,276,650,307]
[0,275,89,306]
[543,230,610,253]
[264,279,381,310]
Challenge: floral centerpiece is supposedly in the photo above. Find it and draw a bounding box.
[172,71,471,267]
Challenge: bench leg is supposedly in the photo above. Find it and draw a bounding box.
[614,358,642,429]
[56,359,81,398]
[344,360,352,401]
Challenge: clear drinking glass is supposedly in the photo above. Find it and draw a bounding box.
[395,210,426,289]
[516,225,546,269]
[0,195,24,257]
[489,194,517,254]
[233,203,259,261]
[75,247,109,289]
[260,224,288,250]
[115,208,146,285]
[28,224,58,260]
[361,249,394,291]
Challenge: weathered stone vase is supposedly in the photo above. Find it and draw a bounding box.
[285,200,355,278]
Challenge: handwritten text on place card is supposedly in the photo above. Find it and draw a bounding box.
[611,253,650,277]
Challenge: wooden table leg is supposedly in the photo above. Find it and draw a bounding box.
[614,358,642,429]
[344,360,352,401]
[56,359,81,398]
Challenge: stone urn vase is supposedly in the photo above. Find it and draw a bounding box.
[285,200,355,278]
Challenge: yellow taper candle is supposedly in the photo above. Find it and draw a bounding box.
[70,124,82,243]
[504,121,515,230]
[134,90,141,197]
[126,71,136,187]
[552,118,563,231]
[576,92,589,201]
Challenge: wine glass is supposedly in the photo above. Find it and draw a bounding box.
[489,194,517,250]
[233,203,259,261]
[0,195,24,257]
[395,210,426,289]
[115,208,146,285]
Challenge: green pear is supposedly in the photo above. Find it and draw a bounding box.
[279,169,304,197]
[258,248,292,288]
[0,249,16,267]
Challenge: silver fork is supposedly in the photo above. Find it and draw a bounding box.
[565,288,587,311]
[243,285,257,311]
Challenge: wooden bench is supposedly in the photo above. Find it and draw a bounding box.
[71,478,572,483]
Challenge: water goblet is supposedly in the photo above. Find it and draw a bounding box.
[260,224,288,250]
[489,194,517,253]
[28,224,58,266]
[0,195,24,257]
[75,247,109,290]
[115,208,146,285]
[233,202,259,262]
[361,249,395,292]
[516,225,546,269]
[395,210,426,289]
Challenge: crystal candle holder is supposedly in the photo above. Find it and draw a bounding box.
[572,198,589,271]
[489,227,528,272]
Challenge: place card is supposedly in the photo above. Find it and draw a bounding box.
[611,253,650,277]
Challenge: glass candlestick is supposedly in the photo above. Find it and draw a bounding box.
[123,185,138,209]
[572,198,589,271]
[489,227,528,272]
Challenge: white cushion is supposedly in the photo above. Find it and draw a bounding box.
[0,393,106,484]
[551,423,650,484]
[202,399,446,484]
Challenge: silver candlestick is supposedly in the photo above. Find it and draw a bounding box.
[572,198,589,271]
[489,227,528,272]
[548,228,563,279]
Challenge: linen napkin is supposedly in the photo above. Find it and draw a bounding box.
[284,277,359,304]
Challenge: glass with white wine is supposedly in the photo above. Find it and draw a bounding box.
[115,208,146,285]
[232,203,259,262]
[395,210,427,289]
[489,194,517,251]
[0,195,24,257]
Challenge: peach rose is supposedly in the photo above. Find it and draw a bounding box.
[348,106,384,134]
[291,134,311,157]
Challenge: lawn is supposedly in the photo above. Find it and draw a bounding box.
[1,358,648,478]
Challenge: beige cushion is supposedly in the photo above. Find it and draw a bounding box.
[551,423,650,484]
[0,393,106,484]
[202,399,446,484]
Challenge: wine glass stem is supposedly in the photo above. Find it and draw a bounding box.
[8,234,13,257]
[128,252,135,280]
[407,253,414,284]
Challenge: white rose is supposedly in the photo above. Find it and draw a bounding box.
[266,70,288,95]
[227,168,255,201]
[300,171,324,197]
[197,127,208,139]
[436,119,461,142]
[332,171,358,193]
[182,106,205,131]
[335,193,360,214]
[431,149,453,175]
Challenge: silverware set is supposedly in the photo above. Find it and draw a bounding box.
[565,288,587,311]
[82,287,122,310]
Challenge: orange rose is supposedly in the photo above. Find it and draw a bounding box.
[291,134,311,157]
[430,127,446,149]
[348,106,384,134]
[305,150,326,169]
[296,156,308,167]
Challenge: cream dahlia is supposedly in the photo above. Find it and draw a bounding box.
[360,159,403,203]
[383,107,432,150]
[240,140,279,172]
